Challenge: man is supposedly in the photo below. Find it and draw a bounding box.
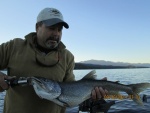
[0,8,107,113]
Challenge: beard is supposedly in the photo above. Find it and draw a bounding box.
[45,36,61,49]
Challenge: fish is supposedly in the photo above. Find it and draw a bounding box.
[29,70,150,107]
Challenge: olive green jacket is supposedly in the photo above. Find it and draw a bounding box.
[0,32,75,113]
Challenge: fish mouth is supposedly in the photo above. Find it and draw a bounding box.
[30,77,46,88]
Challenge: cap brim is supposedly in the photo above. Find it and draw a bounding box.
[42,18,69,29]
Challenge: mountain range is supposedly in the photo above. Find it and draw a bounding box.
[79,60,150,67]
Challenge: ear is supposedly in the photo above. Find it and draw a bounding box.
[35,23,38,32]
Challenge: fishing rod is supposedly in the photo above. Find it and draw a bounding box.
[5,77,31,87]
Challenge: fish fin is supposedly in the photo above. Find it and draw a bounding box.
[126,91,143,106]
[132,93,143,106]
[129,83,150,94]
[51,99,68,107]
[115,81,120,83]
[81,70,97,80]
[128,83,150,106]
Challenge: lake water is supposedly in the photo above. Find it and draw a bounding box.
[0,68,150,113]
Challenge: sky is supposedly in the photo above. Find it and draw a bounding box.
[0,0,150,63]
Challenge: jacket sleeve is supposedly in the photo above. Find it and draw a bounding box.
[63,51,75,82]
[0,40,13,70]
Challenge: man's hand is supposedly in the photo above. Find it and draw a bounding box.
[91,77,108,100]
[0,71,16,92]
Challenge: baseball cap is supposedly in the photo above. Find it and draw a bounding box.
[37,8,69,29]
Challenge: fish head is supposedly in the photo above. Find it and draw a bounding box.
[30,77,61,99]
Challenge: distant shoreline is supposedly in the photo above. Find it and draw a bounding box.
[74,63,150,70]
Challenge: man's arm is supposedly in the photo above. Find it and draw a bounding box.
[0,40,15,91]
[0,71,16,92]
[0,41,14,70]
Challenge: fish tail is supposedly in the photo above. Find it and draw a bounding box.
[128,83,150,106]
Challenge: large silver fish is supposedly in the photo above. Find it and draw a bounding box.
[30,70,150,107]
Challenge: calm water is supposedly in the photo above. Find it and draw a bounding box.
[1,68,150,113]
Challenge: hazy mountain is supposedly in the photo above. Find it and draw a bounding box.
[79,60,150,67]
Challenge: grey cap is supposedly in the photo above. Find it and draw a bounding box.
[37,8,69,29]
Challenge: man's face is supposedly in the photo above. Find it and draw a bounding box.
[36,23,63,49]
